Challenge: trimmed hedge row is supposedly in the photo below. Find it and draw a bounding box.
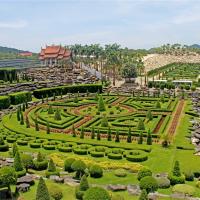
[33,84,103,99]
[0,96,11,109]
[9,91,32,105]
[125,150,148,162]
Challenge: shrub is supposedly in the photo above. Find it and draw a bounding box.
[73,148,88,155]
[184,171,194,181]
[108,153,122,160]
[17,140,28,146]
[57,145,72,152]
[48,185,63,200]
[75,186,85,200]
[43,144,56,150]
[14,151,24,172]
[6,137,17,143]
[146,110,153,120]
[89,165,103,178]
[64,158,76,172]
[172,184,195,196]
[0,96,10,109]
[156,177,170,189]
[9,91,32,105]
[114,169,127,177]
[30,143,41,148]
[139,176,158,193]
[137,119,145,130]
[80,174,89,191]
[139,189,148,200]
[98,95,106,112]
[48,105,54,114]
[126,150,148,162]
[45,158,58,178]
[83,187,111,200]
[71,160,87,179]
[173,161,181,177]
[21,154,34,171]
[90,151,104,158]
[127,127,132,143]
[101,116,109,127]
[168,174,185,185]
[137,168,152,180]
[54,109,61,121]
[36,177,50,200]
[34,152,48,170]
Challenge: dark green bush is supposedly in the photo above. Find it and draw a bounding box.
[126,150,148,162]
[108,153,122,160]
[64,158,76,172]
[137,168,152,180]
[114,169,127,177]
[0,96,10,109]
[17,140,28,146]
[89,165,103,178]
[184,171,194,181]
[30,143,41,148]
[9,91,32,105]
[90,151,104,158]
[168,174,185,185]
[139,176,158,193]
[83,187,111,200]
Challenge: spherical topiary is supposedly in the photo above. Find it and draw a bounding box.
[114,169,127,177]
[64,158,76,172]
[83,187,111,200]
[89,165,103,178]
[139,176,158,193]
[172,184,195,196]
[155,177,170,189]
[137,168,152,180]
[71,160,87,179]
[48,185,63,200]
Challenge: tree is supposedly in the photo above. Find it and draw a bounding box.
[98,95,106,111]
[146,129,152,145]
[14,151,24,172]
[121,63,137,82]
[138,132,143,144]
[48,105,54,114]
[22,103,26,111]
[173,161,181,177]
[72,124,76,137]
[80,126,85,139]
[54,109,61,121]
[137,119,145,130]
[139,189,148,200]
[97,129,101,140]
[26,117,30,128]
[146,110,153,121]
[20,111,24,125]
[79,174,89,191]
[127,127,132,143]
[115,130,120,142]
[35,118,39,131]
[12,143,18,157]
[46,121,50,134]
[107,127,112,141]
[36,177,50,200]
[155,101,161,109]
[47,158,56,172]
[91,127,95,139]
[21,154,33,171]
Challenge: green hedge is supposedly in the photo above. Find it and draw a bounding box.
[9,91,32,105]
[33,84,102,99]
[0,96,11,109]
[126,150,148,162]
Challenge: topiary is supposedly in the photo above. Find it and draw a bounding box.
[107,127,112,141]
[48,185,63,200]
[48,105,54,114]
[196,181,200,188]
[71,160,87,179]
[101,116,109,127]
[137,119,145,130]
[184,170,194,181]
[35,118,39,131]
[64,158,75,172]
[0,137,9,152]
[83,187,111,200]
[36,177,50,200]
[173,161,181,177]
[111,194,124,200]
[91,127,95,139]
[98,95,106,112]
[80,126,85,139]
[146,129,152,145]
[155,101,161,109]
[115,130,120,142]
[26,117,30,128]
[146,110,153,120]
[114,169,127,177]
[97,129,101,140]
[89,165,103,178]
[127,127,132,143]
[155,177,170,189]
[21,154,34,171]
[168,174,185,185]
[14,151,24,172]
[172,184,195,196]
[139,176,158,193]
[137,168,152,180]
[54,109,61,121]
[80,174,89,191]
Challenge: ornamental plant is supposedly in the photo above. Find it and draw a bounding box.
[36,177,50,200]
[127,127,132,143]
[139,189,148,200]
[138,132,143,144]
[54,109,61,121]
[20,111,24,125]
[91,127,95,139]
[48,105,54,114]
[98,95,106,112]
[115,130,120,142]
[72,124,76,137]
[97,129,101,140]
[14,150,24,172]
[107,127,112,141]
[80,126,85,139]
[146,129,152,145]
[137,119,145,130]
[46,121,50,134]
[146,110,153,121]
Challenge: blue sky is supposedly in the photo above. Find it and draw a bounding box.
[0,0,200,52]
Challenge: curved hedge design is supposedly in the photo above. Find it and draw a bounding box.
[125,150,148,162]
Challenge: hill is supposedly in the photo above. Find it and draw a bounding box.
[0,46,27,53]
[189,44,200,49]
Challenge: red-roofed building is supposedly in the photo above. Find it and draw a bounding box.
[39,45,71,66]
[19,52,33,57]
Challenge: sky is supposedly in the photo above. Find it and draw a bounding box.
[0,0,200,52]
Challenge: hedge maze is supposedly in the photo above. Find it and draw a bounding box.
[0,92,179,164]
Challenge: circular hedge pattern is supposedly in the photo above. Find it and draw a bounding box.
[126,150,148,162]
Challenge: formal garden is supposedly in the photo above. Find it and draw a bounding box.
[0,84,200,200]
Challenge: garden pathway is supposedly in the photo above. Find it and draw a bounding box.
[167,99,185,139]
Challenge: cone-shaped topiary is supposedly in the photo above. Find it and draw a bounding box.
[138,132,143,144]
[26,117,30,128]
[22,103,26,111]
[35,118,39,131]
[146,110,153,121]
[20,112,24,125]
[54,109,61,121]
[98,95,106,112]
[155,101,161,109]
[91,127,95,139]
[14,151,24,172]
[36,177,50,200]
[37,151,44,162]
[47,158,56,172]
[79,174,89,191]
[101,116,109,127]
[107,127,112,141]
[80,126,85,139]
[137,119,145,130]
[48,105,54,114]
[127,127,132,143]
[72,124,76,137]
[46,121,50,134]
[173,161,181,177]
[139,189,148,200]
[115,130,120,142]
[97,129,101,140]
[74,94,79,103]
[160,95,165,103]
[146,129,152,145]
[12,143,18,157]
[17,108,21,121]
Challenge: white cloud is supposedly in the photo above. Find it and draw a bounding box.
[0,20,28,29]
